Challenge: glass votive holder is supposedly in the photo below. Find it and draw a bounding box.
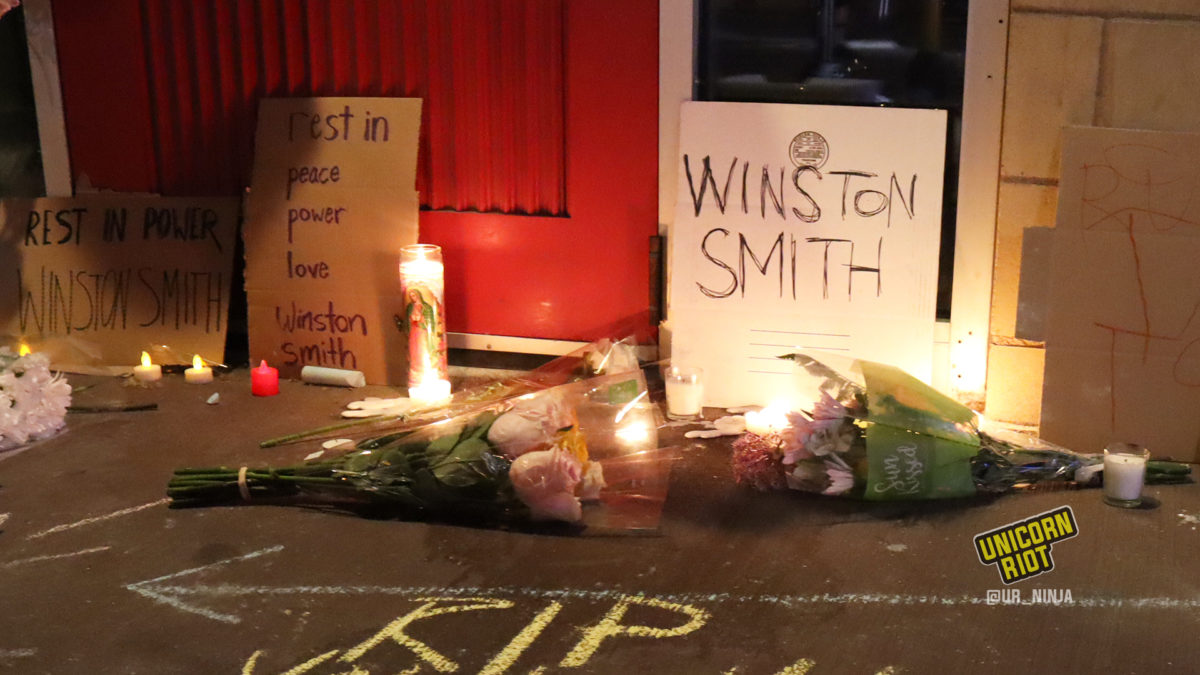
[663,364,704,421]
[1103,442,1150,508]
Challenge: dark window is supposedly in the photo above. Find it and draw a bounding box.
[0,5,44,198]
[696,0,969,318]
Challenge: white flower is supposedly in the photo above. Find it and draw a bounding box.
[578,461,606,501]
[487,391,573,458]
[785,462,826,491]
[0,350,71,451]
[807,419,854,456]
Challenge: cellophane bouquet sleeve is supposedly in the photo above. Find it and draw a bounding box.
[168,369,675,531]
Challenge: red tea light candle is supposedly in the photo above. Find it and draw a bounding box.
[17,343,31,357]
[133,351,163,382]
[251,360,279,397]
[184,354,214,384]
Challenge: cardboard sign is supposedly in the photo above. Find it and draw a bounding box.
[1041,126,1200,461]
[0,195,238,368]
[668,102,946,407]
[243,98,421,385]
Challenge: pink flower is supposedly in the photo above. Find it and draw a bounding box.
[780,411,814,464]
[811,390,848,420]
[822,455,856,496]
[509,446,583,522]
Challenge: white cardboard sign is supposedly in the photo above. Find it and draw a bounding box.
[668,102,947,407]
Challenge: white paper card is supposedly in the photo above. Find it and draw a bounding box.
[668,101,947,407]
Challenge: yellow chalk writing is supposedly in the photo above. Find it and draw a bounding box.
[559,594,710,668]
[339,596,514,671]
[774,658,816,675]
[241,650,263,675]
[479,601,563,675]
[241,648,340,675]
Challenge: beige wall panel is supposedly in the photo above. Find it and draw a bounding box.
[985,343,1046,426]
[1100,20,1200,132]
[991,182,1059,337]
[1000,13,1103,179]
[1014,0,1200,17]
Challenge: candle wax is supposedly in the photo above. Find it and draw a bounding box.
[665,379,704,417]
[1104,453,1147,502]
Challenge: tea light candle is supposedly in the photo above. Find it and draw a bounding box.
[251,360,279,396]
[184,354,213,384]
[133,351,162,382]
[745,402,791,437]
[409,377,452,407]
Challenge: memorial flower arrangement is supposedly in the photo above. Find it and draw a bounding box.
[168,371,674,529]
[0,346,72,452]
[732,353,1191,499]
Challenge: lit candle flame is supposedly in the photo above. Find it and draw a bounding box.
[745,400,792,436]
[141,351,153,368]
[192,354,204,369]
[17,343,31,357]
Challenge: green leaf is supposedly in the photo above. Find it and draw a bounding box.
[342,449,382,474]
[424,427,463,460]
[432,437,493,487]
[463,411,500,441]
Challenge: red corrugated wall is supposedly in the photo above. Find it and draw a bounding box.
[55,0,565,215]
[51,1,658,342]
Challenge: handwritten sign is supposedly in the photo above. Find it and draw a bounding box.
[0,195,238,367]
[667,102,947,407]
[1041,126,1200,461]
[243,98,421,385]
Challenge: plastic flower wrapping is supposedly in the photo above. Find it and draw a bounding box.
[732,353,1191,499]
[0,347,72,452]
[267,337,643,448]
[168,370,675,531]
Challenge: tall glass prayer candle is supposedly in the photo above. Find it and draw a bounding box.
[399,244,450,404]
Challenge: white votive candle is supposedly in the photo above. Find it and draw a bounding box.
[663,365,704,420]
[133,351,162,382]
[184,354,213,384]
[1103,444,1149,507]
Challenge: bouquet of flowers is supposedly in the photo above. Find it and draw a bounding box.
[168,371,674,529]
[732,353,1191,499]
[0,347,72,452]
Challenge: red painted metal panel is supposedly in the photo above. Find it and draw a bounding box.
[421,0,659,341]
[55,0,567,214]
[52,0,657,341]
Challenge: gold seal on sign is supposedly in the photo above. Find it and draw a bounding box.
[789,131,829,169]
